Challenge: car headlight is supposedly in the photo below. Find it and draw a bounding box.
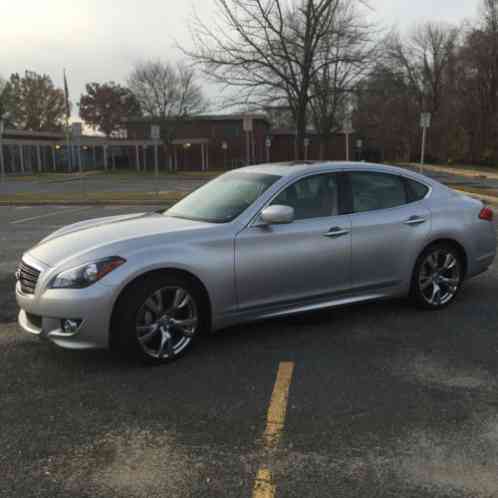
[50,257,126,289]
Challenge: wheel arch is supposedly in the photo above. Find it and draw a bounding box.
[109,267,212,350]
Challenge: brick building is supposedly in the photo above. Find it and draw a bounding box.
[125,113,352,171]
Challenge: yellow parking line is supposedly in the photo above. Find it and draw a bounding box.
[263,361,295,448]
[252,361,295,498]
[253,467,276,498]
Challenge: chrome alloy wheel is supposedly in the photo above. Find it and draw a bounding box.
[418,250,461,307]
[135,286,198,359]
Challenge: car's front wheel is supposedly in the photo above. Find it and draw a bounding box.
[411,243,463,310]
[113,273,207,364]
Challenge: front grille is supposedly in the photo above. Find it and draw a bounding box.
[17,261,41,294]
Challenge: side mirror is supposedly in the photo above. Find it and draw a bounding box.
[260,205,295,225]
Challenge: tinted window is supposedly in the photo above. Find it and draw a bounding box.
[271,174,339,220]
[165,171,280,223]
[405,178,429,202]
[350,172,407,213]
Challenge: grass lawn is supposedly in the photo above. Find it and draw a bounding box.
[7,169,223,182]
[398,162,498,179]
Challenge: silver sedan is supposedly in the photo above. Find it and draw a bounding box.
[16,162,496,364]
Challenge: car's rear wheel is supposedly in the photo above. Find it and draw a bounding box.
[113,274,207,364]
[411,243,463,310]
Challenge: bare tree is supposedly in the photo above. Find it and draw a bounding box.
[309,0,377,159]
[187,0,369,159]
[128,60,207,166]
[128,61,206,120]
[387,23,459,115]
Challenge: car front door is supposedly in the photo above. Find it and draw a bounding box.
[235,173,352,313]
[347,171,431,292]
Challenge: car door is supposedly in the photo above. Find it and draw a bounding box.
[347,171,431,292]
[235,173,352,312]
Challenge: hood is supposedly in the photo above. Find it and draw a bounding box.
[28,212,210,267]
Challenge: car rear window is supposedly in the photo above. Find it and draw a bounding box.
[405,178,430,202]
[350,172,407,213]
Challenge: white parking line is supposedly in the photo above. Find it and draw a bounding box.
[10,207,93,225]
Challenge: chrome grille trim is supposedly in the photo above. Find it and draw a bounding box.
[17,261,41,295]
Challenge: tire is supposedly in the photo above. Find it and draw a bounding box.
[411,243,463,310]
[112,273,208,365]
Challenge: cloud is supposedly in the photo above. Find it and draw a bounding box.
[0,0,481,116]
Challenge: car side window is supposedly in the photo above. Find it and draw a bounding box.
[271,174,339,220]
[350,172,407,213]
[405,178,429,202]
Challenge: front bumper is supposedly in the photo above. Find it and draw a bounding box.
[16,280,115,350]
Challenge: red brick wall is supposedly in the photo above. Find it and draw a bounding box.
[125,119,352,170]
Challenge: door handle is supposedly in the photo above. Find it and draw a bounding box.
[404,216,427,226]
[323,227,350,238]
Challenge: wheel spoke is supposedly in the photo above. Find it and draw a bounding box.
[170,288,190,311]
[439,276,459,286]
[154,290,164,312]
[137,324,159,344]
[442,253,456,271]
[144,297,161,315]
[171,317,198,335]
[420,277,432,290]
[157,329,172,358]
[427,252,439,269]
[430,283,441,305]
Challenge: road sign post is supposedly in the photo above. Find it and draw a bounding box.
[420,112,431,172]
[304,137,310,161]
[222,141,228,169]
[343,117,353,161]
[243,116,253,166]
[265,137,271,163]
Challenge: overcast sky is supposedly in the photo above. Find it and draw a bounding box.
[0,0,482,117]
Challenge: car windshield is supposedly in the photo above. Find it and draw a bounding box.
[164,171,281,223]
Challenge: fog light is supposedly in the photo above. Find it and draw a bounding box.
[61,319,82,335]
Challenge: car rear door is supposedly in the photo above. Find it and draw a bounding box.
[346,171,431,293]
[234,172,352,313]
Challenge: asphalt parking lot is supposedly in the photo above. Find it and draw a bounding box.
[2,205,498,498]
[0,174,208,196]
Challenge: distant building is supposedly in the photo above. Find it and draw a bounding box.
[125,113,352,171]
[0,115,353,174]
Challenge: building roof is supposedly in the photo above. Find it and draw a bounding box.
[3,129,65,139]
[124,113,270,124]
[269,127,353,136]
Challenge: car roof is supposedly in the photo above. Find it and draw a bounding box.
[237,161,434,183]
